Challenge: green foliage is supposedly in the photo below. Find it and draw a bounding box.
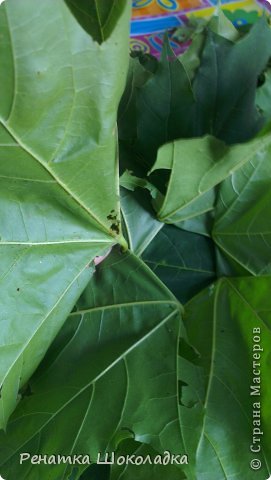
[0,251,183,479]
[136,38,195,169]
[0,0,130,431]
[120,187,163,256]
[256,64,271,123]
[213,142,271,275]
[193,18,271,143]
[119,11,271,180]
[150,134,269,223]
[142,225,216,304]
[181,277,271,479]
[0,2,271,480]
[110,440,186,480]
[64,0,127,44]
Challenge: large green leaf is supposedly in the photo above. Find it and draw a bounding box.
[142,224,216,303]
[213,143,271,275]
[0,0,130,429]
[150,134,271,223]
[180,277,271,479]
[0,251,184,480]
[64,0,127,44]
[136,38,195,170]
[193,17,271,143]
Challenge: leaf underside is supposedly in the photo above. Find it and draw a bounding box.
[0,0,130,429]
[0,251,184,480]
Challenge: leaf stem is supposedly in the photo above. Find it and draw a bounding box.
[118,235,129,251]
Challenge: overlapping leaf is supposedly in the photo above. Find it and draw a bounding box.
[180,277,271,479]
[136,38,195,170]
[0,0,130,428]
[150,134,271,223]
[110,440,186,480]
[64,0,127,44]
[142,224,216,303]
[79,464,110,480]
[1,3,271,480]
[118,56,152,148]
[193,17,271,143]
[120,187,163,256]
[256,68,271,124]
[213,141,271,275]
[208,8,239,41]
[0,251,183,480]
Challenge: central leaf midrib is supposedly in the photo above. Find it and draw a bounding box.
[0,240,113,246]
[195,279,220,462]
[0,119,114,240]
[69,299,178,316]
[94,0,104,42]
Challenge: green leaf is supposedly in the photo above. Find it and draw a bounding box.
[180,277,271,479]
[256,69,271,124]
[64,0,127,44]
[174,211,214,237]
[142,225,216,304]
[0,0,130,428]
[213,141,271,275]
[121,188,163,256]
[178,31,205,83]
[110,439,186,480]
[209,8,239,42]
[79,464,110,480]
[0,250,184,480]
[150,134,270,223]
[136,37,195,170]
[120,170,159,199]
[215,246,250,277]
[174,9,239,46]
[174,16,207,82]
[118,56,151,147]
[173,16,208,43]
[193,17,271,143]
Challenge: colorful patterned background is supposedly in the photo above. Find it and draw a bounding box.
[130,0,271,57]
